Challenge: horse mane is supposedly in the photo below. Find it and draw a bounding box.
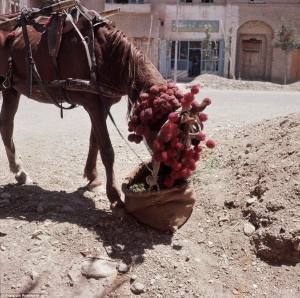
[100,24,149,115]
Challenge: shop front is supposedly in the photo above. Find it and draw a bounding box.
[159,4,227,81]
[160,39,224,80]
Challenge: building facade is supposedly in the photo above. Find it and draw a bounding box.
[0,0,26,13]
[5,0,300,83]
[105,0,300,84]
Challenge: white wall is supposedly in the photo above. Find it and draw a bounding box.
[163,4,236,41]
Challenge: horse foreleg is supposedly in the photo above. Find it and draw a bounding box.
[84,126,102,191]
[0,89,32,184]
[85,102,123,208]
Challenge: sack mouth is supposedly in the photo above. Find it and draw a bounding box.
[122,180,189,198]
[122,161,190,197]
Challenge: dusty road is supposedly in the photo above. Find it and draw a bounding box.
[1,89,299,186]
[0,89,299,298]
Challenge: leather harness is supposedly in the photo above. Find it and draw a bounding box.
[1,3,123,118]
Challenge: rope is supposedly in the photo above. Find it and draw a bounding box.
[108,111,153,174]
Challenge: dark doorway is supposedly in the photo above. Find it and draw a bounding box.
[189,49,201,77]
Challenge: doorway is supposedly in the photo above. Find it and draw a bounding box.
[241,39,264,80]
[189,49,201,77]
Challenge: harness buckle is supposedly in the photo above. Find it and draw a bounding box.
[2,57,13,89]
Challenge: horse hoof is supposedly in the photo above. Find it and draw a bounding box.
[110,201,126,218]
[15,171,32,185]
[86,178,102,192]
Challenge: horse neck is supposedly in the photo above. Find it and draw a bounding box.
[100,26,165,97]
[133,56,165,93]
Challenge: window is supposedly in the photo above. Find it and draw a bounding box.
[180,0,192,3]
[201,0,214,3]
[106,0,145,3]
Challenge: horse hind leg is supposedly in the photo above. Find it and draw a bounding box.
[0,89,32,185]
[84,126,102,191]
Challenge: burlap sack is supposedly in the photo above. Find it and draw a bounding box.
[122,165,196,232]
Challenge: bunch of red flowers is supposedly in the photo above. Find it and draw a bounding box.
[128,83,215,189]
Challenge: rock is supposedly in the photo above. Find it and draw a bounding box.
[130,274,138,282]
[243,223,256,236]
[31,230,43,239]
[232,289,239,295]
[172,241,183,250]
[131,281,145,295]
[224,199,240,209]
[0,244,6,251]
[0,192,11,200]
[81,259,117,279]
[207,241,214,248]
[117,262,129,274]
[61,205,75,213]
[246,197,257,205]
[30,270,39,281]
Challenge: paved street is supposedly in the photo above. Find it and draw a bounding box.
[0,89,299,186]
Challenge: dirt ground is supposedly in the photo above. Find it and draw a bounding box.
[0,90,299,297]
[191,74,300,92]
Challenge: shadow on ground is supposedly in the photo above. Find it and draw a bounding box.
[0,183,172,265]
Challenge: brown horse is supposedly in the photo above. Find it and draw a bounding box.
[0,14,164,208]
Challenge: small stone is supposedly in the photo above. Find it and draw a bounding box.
[232,289,239,295]
[0,245,6,251]
[117,262,129,274]
[0,192,11,200]
[246,197,257,205]
[197,238,205,244]
[31,230,43,239]
[207,241,214,248]
[131,281,145,295]
[208,279,213,284]
[81,259,117,279]
[172,241,183,250]
[130,274,138,282]
[243,223,256,236]
[30,270,39,281]
[253,284,258,289]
